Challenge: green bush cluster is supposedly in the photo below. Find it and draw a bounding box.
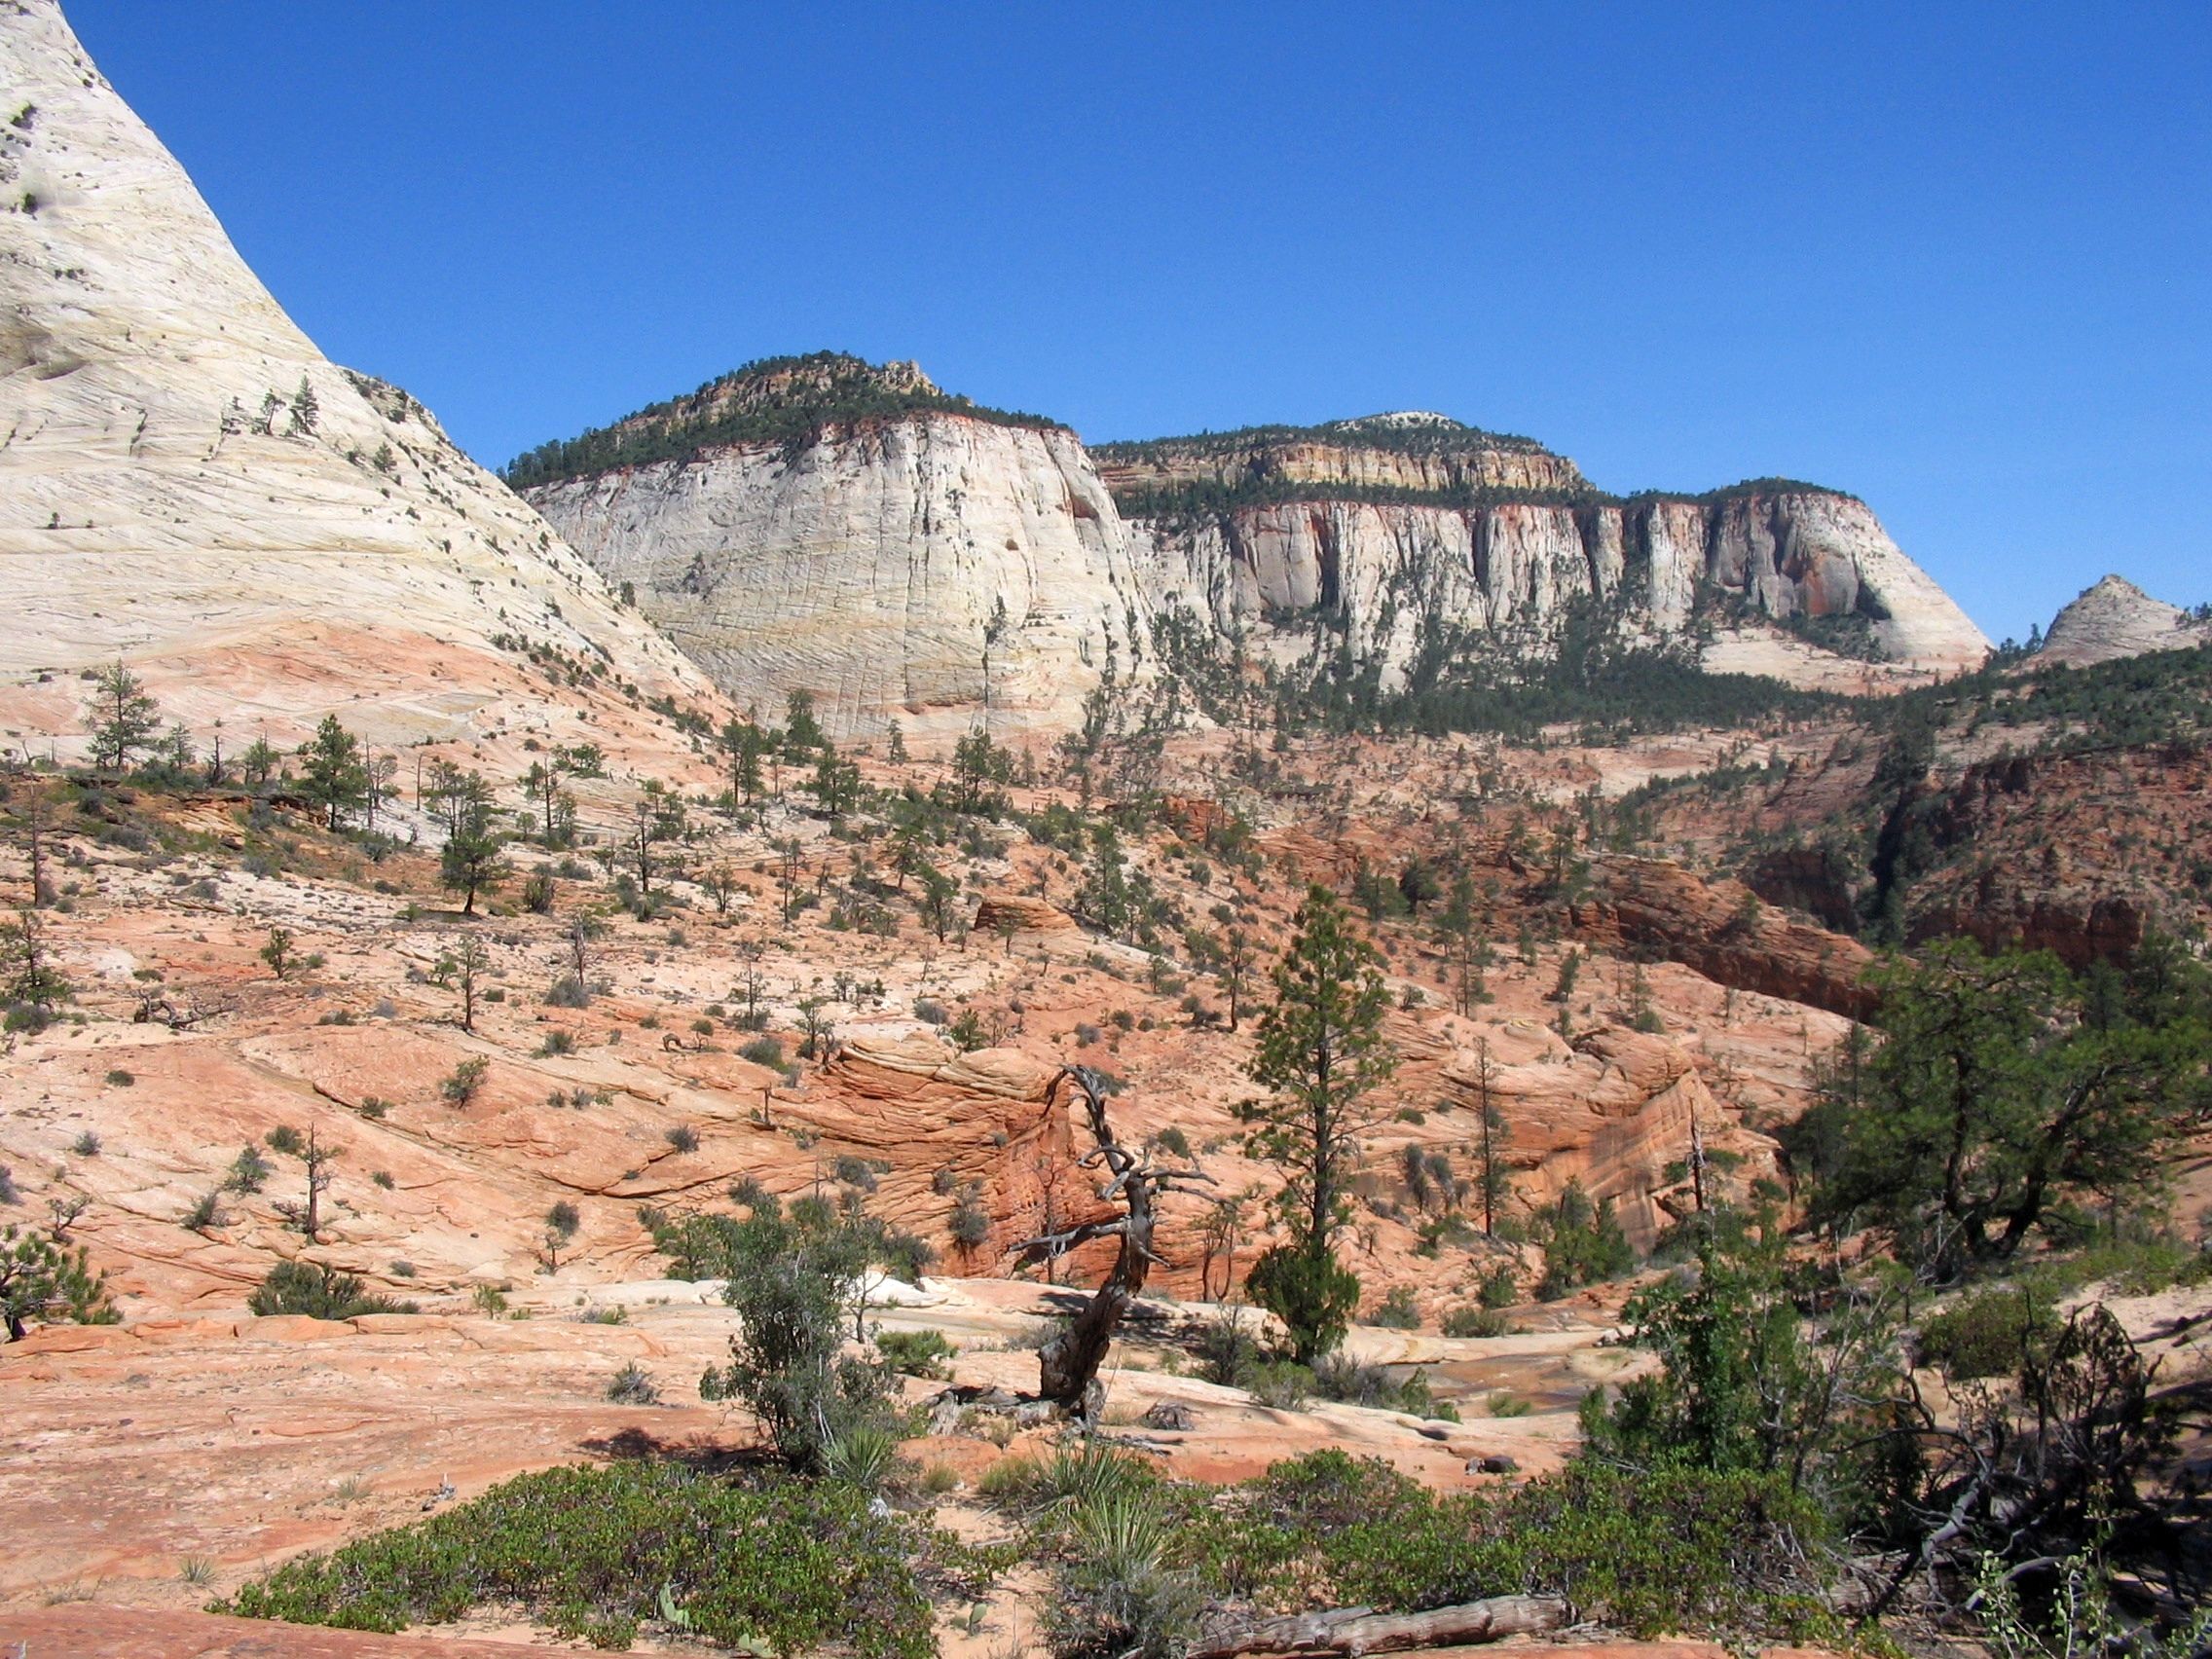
[216,1459,975,1655]
[248,1261,413,1320]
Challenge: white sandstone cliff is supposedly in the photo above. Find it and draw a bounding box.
[0,0,711,753]
[528,416,1151,741]
[1129,483,1989,683]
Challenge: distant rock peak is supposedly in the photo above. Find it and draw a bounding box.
[2040,572,2211,668]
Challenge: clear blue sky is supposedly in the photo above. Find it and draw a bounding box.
[68,1,2211,645]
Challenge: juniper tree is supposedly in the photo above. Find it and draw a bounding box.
[1815,938,2212,1276]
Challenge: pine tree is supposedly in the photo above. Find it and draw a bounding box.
[296,716,367,830]
[1470,1036,1509,1235]
[438,771,508,916]
[1237,884,1398,1360]
[81,660,161,772]
[285,375,319,436]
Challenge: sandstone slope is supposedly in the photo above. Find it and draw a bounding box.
[2038,572,2211,667]
[0,0,717,761]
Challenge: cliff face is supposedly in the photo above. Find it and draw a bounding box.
[1094,418,1590,500]
[527,390,1988,732]
[527,414,1150,739]
[0,0,710,746]
[1129,480,1988,681]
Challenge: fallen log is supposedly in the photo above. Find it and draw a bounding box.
[1187,1595,1571,1658]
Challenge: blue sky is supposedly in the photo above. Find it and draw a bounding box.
[67,2,2211,645]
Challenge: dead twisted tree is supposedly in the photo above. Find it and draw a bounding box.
[1012,1065,1213,1414]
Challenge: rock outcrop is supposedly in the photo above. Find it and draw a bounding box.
[0,0,711,752]
[1113,424,1988,682]
[2039,574,2210,668]
[527,382,1987,735]
[1432,1023,1777,1249]
[527,404,1150,740]
[1577,856,1877,1020]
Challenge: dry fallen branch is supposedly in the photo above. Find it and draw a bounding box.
[1187,1595,1571,1658]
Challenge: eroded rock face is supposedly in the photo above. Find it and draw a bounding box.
[1434,1023,1778,1249]
[0,0,709,745]
[1578,856,1877,1021]
[2039,574,2210,667]
[527,416,1150,740]
[1131,487,1988,682]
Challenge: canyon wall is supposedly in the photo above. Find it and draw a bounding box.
[1127,486,1988,681]
[528,415,1150,741]
[530,393,1988,733]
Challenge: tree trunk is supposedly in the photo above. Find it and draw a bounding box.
[1186,1595,1569,1658]
[1019,1067,1211,1415]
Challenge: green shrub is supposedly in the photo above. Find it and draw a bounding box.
[1195,1303,1260,1386]
[439,1056,489,1107]
[1441,1306,1509,1339]
[1245,1244,1360,1362]
[1370,1286,1420,1329]
[1247,1362,1313,1412]
[249,1261,406,1320]
[1917,1284,2060,1381]
[699,1199,896,1469]
[947,1192,991,1250]
[1534,1180,1635,1300]
[875,1328,955,1379]
[1167,1452,1841,1642]
[224,1143,274,1193]
[215,1460,968,1656]
[1477,1263,1520,1308]
[739,1035,786,1069]
[605,1362,657,1405]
